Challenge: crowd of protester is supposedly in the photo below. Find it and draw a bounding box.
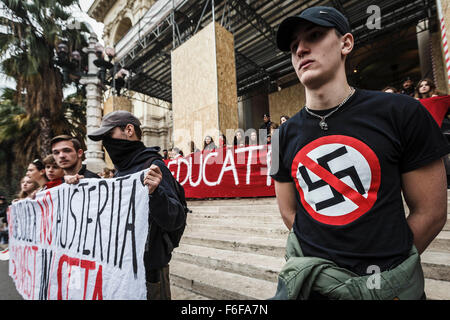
[163,113,292,160]
[382,77,444,99]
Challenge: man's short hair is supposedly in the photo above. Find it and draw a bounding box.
[51,135,83,151]
[43,154,57,166]
[116,124,142,140]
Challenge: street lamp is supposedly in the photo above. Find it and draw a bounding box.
[114,68,130,96]
[93,44,129,96]
[55,43,86,85]
[93,43,114,90]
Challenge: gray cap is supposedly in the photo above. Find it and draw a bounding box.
[276,6,351,52]
[88,110,141,141]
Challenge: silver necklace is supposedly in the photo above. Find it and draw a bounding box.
[304,87,355,130]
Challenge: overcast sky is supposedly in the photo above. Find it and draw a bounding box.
[0,0,105,91]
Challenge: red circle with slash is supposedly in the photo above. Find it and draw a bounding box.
[291,135,381,226]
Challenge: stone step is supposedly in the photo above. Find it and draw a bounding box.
[428,231,450,252]
[170,260,278,300]
[182,232,287,258]
[444,216,450,231]
[421,250,450,282]
[186,222,288,238]
[171,284,211,300]
[188,212,283,223]
[425,278,450,300]
[187,197,277,206]
[173,243,285,282]
[187,204,280,214]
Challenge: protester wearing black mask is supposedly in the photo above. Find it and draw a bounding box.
[400,77,415,97]
[88,110,185,300]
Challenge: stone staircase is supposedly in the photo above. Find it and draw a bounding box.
[170,195,450,300]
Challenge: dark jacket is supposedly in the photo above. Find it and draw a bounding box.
[79,164,100,178]
[114,145,185,272]
[0,202,8,223]
[260,120,272,135]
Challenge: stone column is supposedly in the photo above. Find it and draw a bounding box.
[80,32,105,173]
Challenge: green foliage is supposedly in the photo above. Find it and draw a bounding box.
[0,0,89,155]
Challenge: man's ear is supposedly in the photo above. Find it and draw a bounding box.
[126,123,140,140]
[77,148,84,159]
[341,33,354,56]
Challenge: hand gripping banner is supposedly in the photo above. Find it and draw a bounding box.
[7,170,149,300]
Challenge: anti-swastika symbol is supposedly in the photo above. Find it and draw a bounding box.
[291,135,380,226]
[298,146,366,211]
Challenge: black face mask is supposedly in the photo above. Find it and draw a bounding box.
[102,137,146,170]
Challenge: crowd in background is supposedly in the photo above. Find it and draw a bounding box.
[163,113,291,160]
[382,77,444,99]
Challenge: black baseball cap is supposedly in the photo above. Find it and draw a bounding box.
[88,110,141,141]
[276,6,351,52]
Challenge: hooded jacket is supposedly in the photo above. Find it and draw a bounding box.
[114,144,185,272]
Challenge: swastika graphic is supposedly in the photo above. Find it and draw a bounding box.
[291,135,380,226]
[298,146,366,211]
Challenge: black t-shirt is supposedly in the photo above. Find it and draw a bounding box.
[270,89,450,276]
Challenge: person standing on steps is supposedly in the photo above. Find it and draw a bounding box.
[270,6,449,300]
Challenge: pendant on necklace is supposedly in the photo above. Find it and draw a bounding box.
[319,119,328,130]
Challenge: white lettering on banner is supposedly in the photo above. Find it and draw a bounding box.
[266,148,272,186]
[235,145,265,185]
[168,146,272,188]
[189,154,203,187]
[217,149,239,185]
[7,170,149,300]
[203,151,219,186]
[177,157,191,185]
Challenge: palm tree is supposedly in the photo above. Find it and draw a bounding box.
[0,87,87,167]
[0,0,90,156]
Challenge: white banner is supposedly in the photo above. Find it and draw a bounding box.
[7,170,149,300]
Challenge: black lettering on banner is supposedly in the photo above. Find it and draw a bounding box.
[68,189,78,249]
[298,146,366,211]
[26,202,31,240]
[82,185,96,256]
[22,203,26,240]
[31,203,37,244]
[15,202,22,241]
[93,181,108,261]
[115,176,130,266]
[21,202,27,241]
[119,178,137,277]
[27,202,33,242]
[17,202,23,241]
[140,171,145,186]
[55,189,61,247]
[77,183,89,253]
[39,249,52,300]
[60,188,69,249]
[12,206,18,239]
[107,182,115,264]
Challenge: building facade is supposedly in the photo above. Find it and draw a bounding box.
[88,0,173,154]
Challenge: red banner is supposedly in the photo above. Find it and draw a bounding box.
[420,95,450,127]
[165,145,275,198]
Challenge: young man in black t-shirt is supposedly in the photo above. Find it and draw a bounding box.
[270,6,449,299]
